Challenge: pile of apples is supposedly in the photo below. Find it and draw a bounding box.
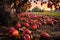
[8,23,32,40]
[7,12,60,40]
[17,12,60,26]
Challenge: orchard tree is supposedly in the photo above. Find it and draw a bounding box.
[13,0,31,13]
[0,0,31,26]
[0,0,41,26]
[49,0,60,10]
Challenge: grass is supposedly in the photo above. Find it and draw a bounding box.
[32,12,60,17]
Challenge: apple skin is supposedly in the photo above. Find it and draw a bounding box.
[32,24,37,30]
[24,23,29,27]
[11,30,19,37]
[15,23,21,29]
[41,32,50,37]
[8,26,15,33]
[23,29,31,35]
[23,34,31,40]
[8,27,19,37]
[30,19,34,25]
[40,32,50,40]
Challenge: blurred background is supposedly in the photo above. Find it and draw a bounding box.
[27,0,60,12]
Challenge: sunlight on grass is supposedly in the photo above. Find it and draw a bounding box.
[32,12,60,17]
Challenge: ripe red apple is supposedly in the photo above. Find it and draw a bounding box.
[23,34,31,40]
[11,30,19,37]
[15,23,21,29]
[8,26,15,33]
[30,19,34,23]
[40,32,50,40]
[24,22,29,27]
[32,24,37,30]
[23,29,31,35]
[41,32,50,37]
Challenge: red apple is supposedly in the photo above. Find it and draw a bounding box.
[41,32,50,37]
[11,30,19,37]
[24,22,29,27]
[40,32,50,40]
[15,23,21,29]
[23,34,31,40]
[32,24,37,30]
[30,19,34,23]
[23,29,31,35]
[8,26,15,33]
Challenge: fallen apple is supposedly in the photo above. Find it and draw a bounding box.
[11,29,19,37]
[24,22,29,27]
[15,23,21,29]
[23,29,31,35]
[40,32,50,40]
[23,34,31,40]
[32,24,37,30]
[8,26,15,33]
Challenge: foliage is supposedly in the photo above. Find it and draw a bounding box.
[0,0,31,26]
[32,7,40,12]
[32,7,44,12]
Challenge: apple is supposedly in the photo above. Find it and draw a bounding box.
[11,30,19,37]
[23,34,31,40]
[32,24,37,30]
[40,32,50,40]
[15,23,21,29]
[41,32,50,37]
[24,22,29,27]
[30,19,34,24]
[23,29,31,35]
[8,26,15,33]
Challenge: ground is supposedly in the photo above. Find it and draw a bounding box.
[0,12,60,40]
